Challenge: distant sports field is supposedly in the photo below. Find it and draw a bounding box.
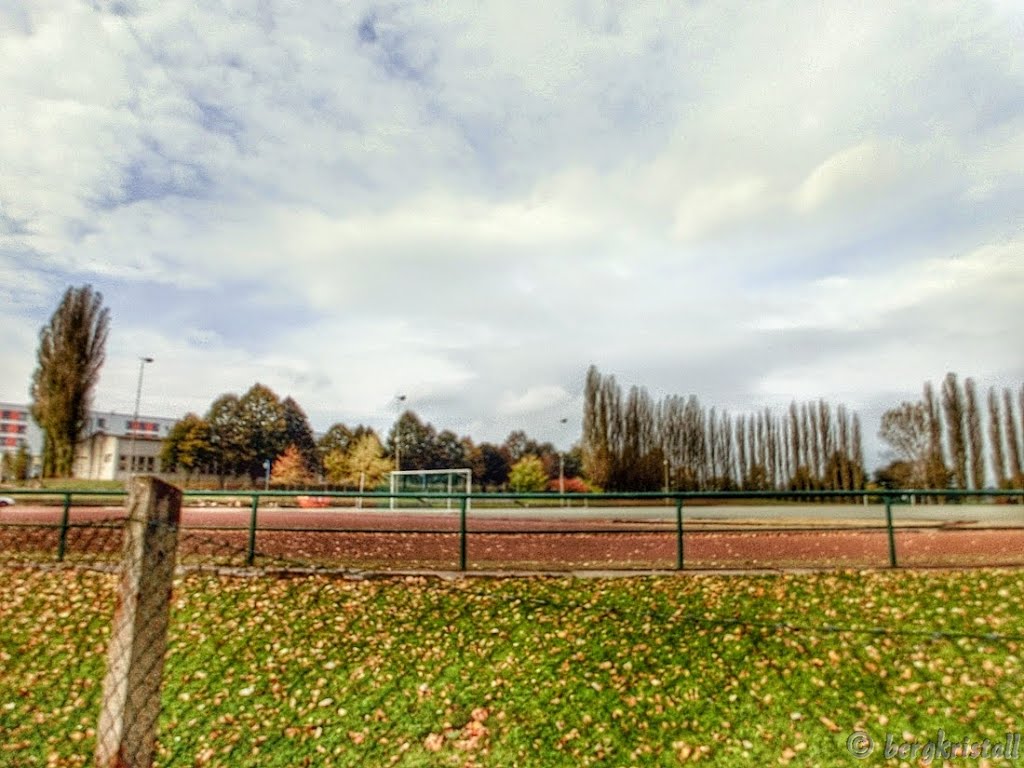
[2,568,1022,767]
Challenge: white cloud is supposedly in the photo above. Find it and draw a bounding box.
[498,386,571,416]
[1,0,1023,458]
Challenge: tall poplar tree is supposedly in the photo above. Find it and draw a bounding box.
[1005,389,1024,486]
[30,285,111,477]
[964,378,985,490]
[988,388,1007,489]
[941,373,968,490]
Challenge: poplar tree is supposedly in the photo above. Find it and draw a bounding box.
[941,373,968,490]
[30,285,110,477]
[988,388,1007,489]
[964,378,985,490]
[1005,389,1024,487]
[922,381,947,492]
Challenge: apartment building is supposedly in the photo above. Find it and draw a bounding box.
[0,402,177,481]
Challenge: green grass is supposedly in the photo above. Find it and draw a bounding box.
[1,569,1022,767]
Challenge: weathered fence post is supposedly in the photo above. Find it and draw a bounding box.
[95,477,182,768]
[459,494,468,572]
[675,498,684,571]
[57,492,72,562]
[883,495,898,568]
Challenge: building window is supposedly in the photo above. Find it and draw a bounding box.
[98,418,106,429]
[118,455,127,471]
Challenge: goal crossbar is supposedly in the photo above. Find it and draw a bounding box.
[388,468,472,511]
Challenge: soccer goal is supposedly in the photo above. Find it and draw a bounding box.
[389,468,472,511]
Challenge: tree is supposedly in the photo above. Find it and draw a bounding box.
[508,455,548,493]
[387,410,438,471]
[922,382,948,492]
[434,430,467,469]
[206,393,245,484]
[941,373,968,489]
[161,413,213,479]
[328,433,393,489]
[964,378,985,490]
[235,383,287,481]
[271,444,311,486]
[30,285,110,477]
[988,388,1008,489]
[472,442,510,490]
[503,431,531,464]
[281,396,319,474]
[878,402,930,487]
[874,460,915,489]
[318,423,353,464]
[1005,389,1024,487]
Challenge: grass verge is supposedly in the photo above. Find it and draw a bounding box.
[1,568,1021,767]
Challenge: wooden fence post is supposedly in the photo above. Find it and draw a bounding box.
[95,477,182,768]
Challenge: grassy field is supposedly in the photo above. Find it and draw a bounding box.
[1,568,1022,767]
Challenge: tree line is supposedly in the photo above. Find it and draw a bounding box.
[161,390,585,490]
[23,285,1023,494]
[582,366,866,492]
[877,373,1024,491]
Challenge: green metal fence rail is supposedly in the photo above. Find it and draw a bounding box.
[1,487,1021,570]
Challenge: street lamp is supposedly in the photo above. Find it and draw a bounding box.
[394,394,407,472]
[128,356,154,480]
[663,458,670,498]
[559,418,568,505]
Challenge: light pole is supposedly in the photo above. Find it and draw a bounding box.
[559,418,568,505]
[128,356,153,480]
[663,458,670,503]
[394,394,407,472]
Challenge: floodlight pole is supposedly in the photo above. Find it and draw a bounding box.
[559,418,568,506]
[395,394,407,472]
[128,357,153,480]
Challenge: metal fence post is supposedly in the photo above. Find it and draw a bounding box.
[884,495,898,568]
[247,494,260,567]
[675,497,684,570]
[95,477,182,768]
[459,495,468,572]
[57,492,71,562]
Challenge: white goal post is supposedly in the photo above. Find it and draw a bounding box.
[388,468,473,511]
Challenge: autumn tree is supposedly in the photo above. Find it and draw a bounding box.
[324,433,392,489]
[922,382,948,492]
[270,444,311,486]
[470,442,510,490]
[987,388,1007,489]
[941,373,968,489]
[282,396,319,474]
[206,394,244,484]
[1006,389,1024,487]
[387,410,437,471]
[30,285,110,477]
[962,378,984,490]
[878,402,930,488]
[161,413,214,480]
[235,383,288,481]
[508,455,548,493]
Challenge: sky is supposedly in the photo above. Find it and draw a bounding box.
[1,0,1022,465]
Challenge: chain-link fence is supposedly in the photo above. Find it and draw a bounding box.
[2,478,1023,766]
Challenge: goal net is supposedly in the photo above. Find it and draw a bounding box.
[389,468,472,510]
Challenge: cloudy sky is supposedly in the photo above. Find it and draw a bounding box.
[1,0,1022,463]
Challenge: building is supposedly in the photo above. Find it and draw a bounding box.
[0,403,177,481]
[72,411,179,481]
[0,402,43,477]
